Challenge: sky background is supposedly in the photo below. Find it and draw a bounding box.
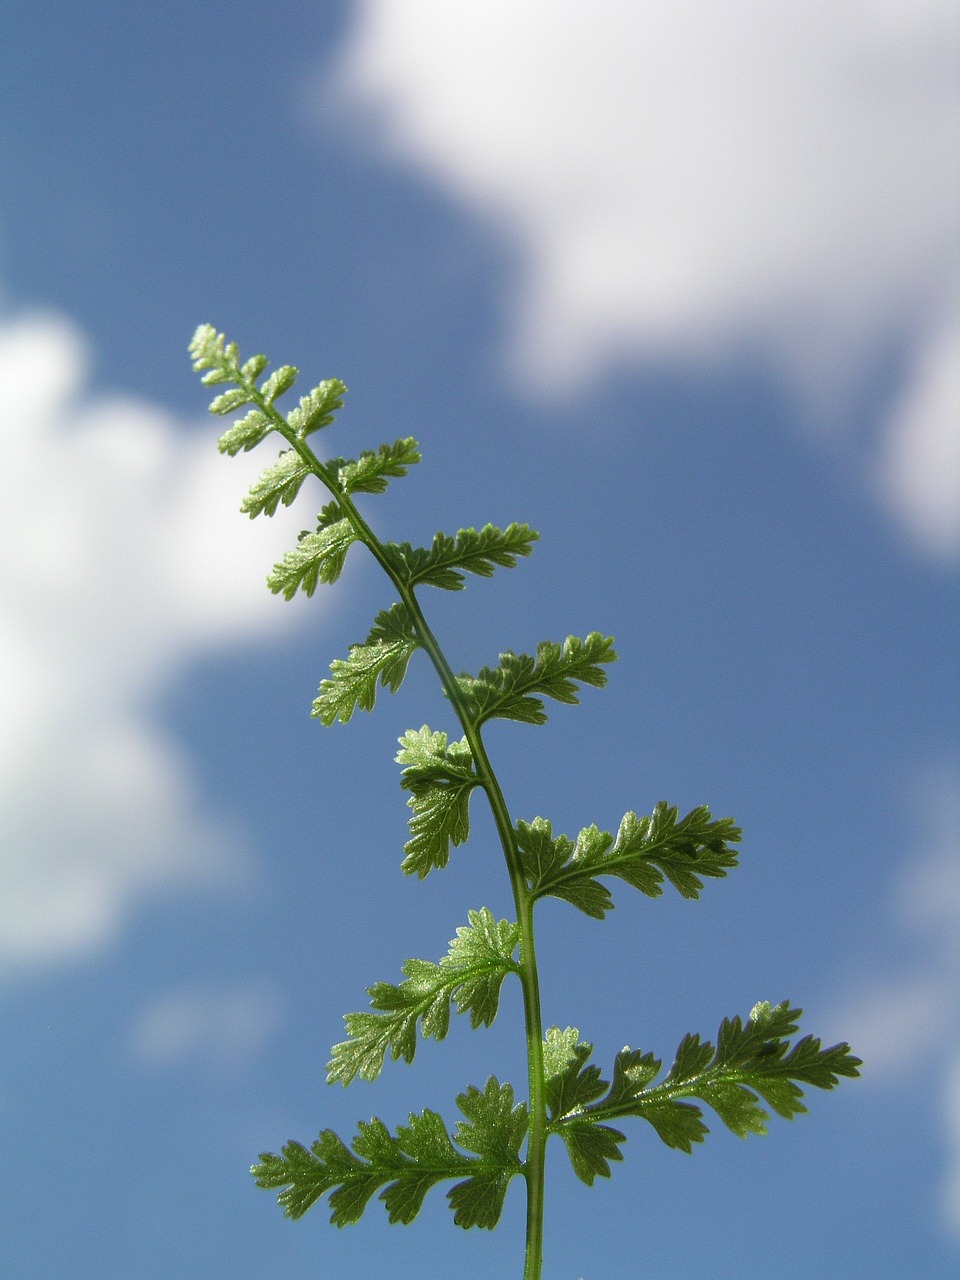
[1,3,958,1277]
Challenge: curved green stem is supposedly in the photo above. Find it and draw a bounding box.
[257,405,547,1279]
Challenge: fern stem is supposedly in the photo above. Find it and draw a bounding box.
[271,420,548,1279]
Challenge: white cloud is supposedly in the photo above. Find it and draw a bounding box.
[828,766,960,1233]
[874,315,960,561]
[323,0,959,557]
[0,312,320,972]
[129,981,282,1069]
[829,974,949,1078]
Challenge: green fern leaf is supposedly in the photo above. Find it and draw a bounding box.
[558,1118,627,1185]
[217,408,272,455]
[574,1002,861,1154]
[239,353,269,381]
[241,450,312,518]
[542,1026,608,1118]
[312,603,420,725]
[515,819,613,918]
[541,1028,624,1184]
[208,387,253,415]
[455,633,616,726]
[327,908,521,1084]
[383,523,538,592]
[287,379,347,436]
[517,803,741,919]
[189,324,234,378]
[267,519,357,599]
[260,364,298,404]
[338,438,421,495]
[252,1080,525,1230]
[395,726,479,877]
[448,1079,528,1229]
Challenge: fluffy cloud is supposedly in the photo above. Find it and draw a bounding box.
[0,313,315,972]
[324,0,959,558]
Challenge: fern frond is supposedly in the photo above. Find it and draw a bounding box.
[253,1078,526,1230]
[327,909,521,1083]
[267,519,357,599]
[395,726,479,876]
[383,523,538,591]
[287,380,347,437]
[241,450,312,518]
[455,633,616,726]
[313,603,420,724]
[516,804,741,919]
[338,438,421,495]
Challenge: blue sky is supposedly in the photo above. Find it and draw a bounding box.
[1,3,958,1277]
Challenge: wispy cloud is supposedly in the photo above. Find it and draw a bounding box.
[947,1055,960,1237]
[873,312,960,560]
[129,981,283,1069]
[828,765,960,1235]
[323,0,959,558]
[0,312,317,974]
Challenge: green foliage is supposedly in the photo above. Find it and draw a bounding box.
[288,380,347,437]
[208,386,254,414]
[241,449,311,518]
[384,523,538,591]
[189,322,347,482]
[261,364,298,405]
[266,520,357,599]
[450,1079,530,1226]
[313,603,420,724]
[335,438,422,495]
[516,803,741,919]
[217,407,272,455]
[315,498,346,531]
[455,633,617,726]
[191,325,859,1277]
[252,1078,527,1230]
[328,909,522,1084]
[544,1003,862,1184]
[395,726,479,876]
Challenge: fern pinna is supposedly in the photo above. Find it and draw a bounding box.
[189,325,860,1280]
